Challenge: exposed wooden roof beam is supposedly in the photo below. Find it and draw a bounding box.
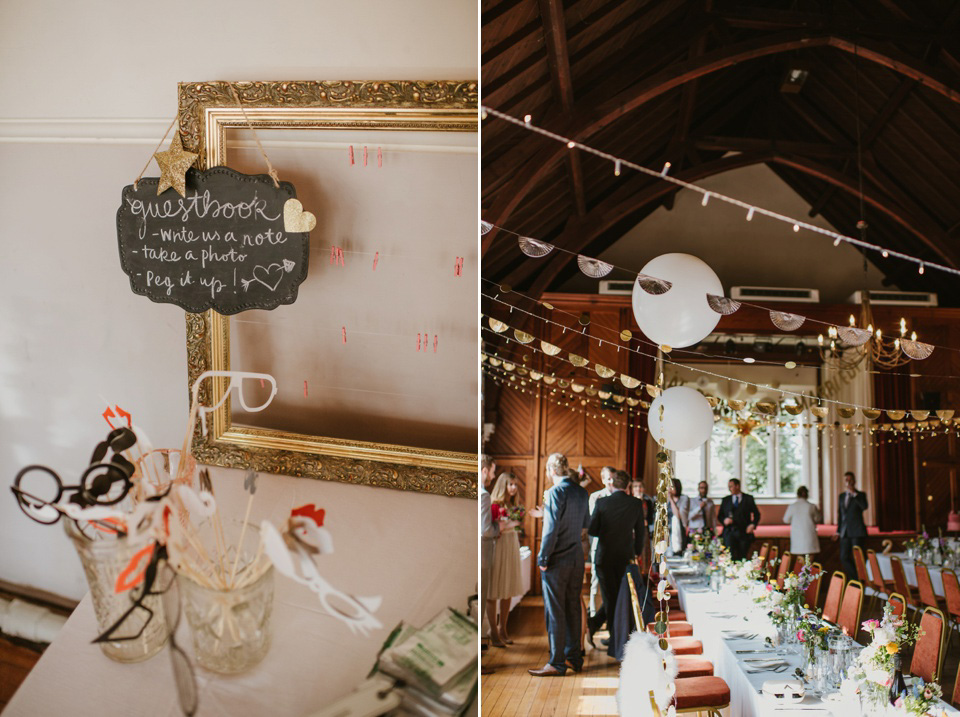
[538,0,586,217]
[482,29,960,255]
[499,151,959,296]
[693,135,855,158]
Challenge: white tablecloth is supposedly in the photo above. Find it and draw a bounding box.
[4,467,478,717]
[871,553,945,597]
[671,569,958,717]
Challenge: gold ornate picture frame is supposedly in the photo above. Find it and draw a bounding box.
[178,81,478,498]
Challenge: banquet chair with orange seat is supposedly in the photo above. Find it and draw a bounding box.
[648,676,731,717]
[951,662,960,708]
[793,555,805,574]
[804,563,823,611]
[767,545,779,574]
[910,607,947,684]
[822,571,846,624]
[776,551,792,589]
[940,568,960,653]
[915,562,942,611]
[888,593,907,620]
[758,543,770,561]
[851,546,875,612]
[867,549,895,600]
[837,580,864,641]
[627,573,703,656]
[891,556,920,619]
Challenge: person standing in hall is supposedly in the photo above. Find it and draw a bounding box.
[783,486,822,559]
[833,471,868,579]
[667,479,690,555]
[630,478,656,568]
[529,453,590,677]
[686,480,717,535]
[588,467,616,621]
[717,478,761,560]
[487,472,525,646]
[586,470,645,646]
[480,455,516,674]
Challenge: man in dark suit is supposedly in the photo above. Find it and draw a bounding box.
[529,454,590,677]
[717,478,761,560]
[834,471,868,579]
[586,470,646,644]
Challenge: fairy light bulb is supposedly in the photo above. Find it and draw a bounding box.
[701,193,710,206]
[911,331,917,341]
[882,250,889,258]
[614,159,621,176]
[566,140,575,149]
[818,334,824,346]
[900,318,906,336]
[919,263,925,275]
[848,314,856,326]
[523,114,532,124]
[895,338,901,349]
[876,328,882,340]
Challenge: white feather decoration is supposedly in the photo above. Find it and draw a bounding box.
[616,631,678,716]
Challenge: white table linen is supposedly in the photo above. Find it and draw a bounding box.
[870,553,946,597]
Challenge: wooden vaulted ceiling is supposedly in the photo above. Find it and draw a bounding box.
[481,0,960,303]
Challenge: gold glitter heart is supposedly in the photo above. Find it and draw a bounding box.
[283,198,316,233]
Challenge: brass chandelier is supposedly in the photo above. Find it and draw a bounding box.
[816,292,918,370]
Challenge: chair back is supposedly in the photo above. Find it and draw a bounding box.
[776,552,792,589]
[837,580,864,640]
[758,542,770,561]
[891,556,915,603]
[910,607,946,683]
[626,572,644,631]
[793,555,805,574]
[852,546,870,584]
[804,563,823,610]
[888,592,907,619]
[867,549,889,594]
[941,568,960,622]
[952,659,960,708]
[822,571,846,623]
[915,562,941,609]
[768,545,779,573]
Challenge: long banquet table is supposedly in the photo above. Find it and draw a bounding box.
[669,564,958,717]
[870,552,950,597]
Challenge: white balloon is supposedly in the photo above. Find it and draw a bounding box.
[632,253,723,348]
[648,386,714,452]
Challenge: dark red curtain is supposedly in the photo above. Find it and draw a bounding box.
[626,346,657,482]
[873,370,915,531]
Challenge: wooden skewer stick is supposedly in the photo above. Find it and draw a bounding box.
[228,492,256,588]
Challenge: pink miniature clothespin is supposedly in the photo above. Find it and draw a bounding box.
[417,333,422,352]
[341,326,347,344]
[434,335,438,353]
[372,251,379,271]
[454,257,464,276]
[329,247,345,266]
[348,146,355,165]
[363,146,368,167]
[377,147,382,168]
[303,380,308,398]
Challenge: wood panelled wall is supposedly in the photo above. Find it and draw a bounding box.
[486,303,633,592]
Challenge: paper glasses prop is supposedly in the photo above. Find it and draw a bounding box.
[261,506,383,636]
[11,427,138,533]
[188,370,277,438]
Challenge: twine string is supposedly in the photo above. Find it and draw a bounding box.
[227,83,280,188]
[133,115,179,189]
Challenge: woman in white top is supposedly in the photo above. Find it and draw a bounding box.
[783,486,822,556]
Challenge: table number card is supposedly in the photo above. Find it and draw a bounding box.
[116,166,311,314]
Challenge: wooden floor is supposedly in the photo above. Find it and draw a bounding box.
[0,635,42,712]
[481,597,621,717]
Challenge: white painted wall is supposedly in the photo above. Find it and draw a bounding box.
[0,0,477,602]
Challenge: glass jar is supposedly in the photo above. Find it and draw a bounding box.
[65,519,167,663]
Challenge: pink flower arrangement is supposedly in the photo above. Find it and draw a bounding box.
[862,619,879,631]
[797,629,806,642]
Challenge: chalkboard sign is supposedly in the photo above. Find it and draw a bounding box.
[116,167,311,314]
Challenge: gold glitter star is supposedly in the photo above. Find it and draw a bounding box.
[154,131,198,197]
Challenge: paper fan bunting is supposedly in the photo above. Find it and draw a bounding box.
[706,294,741,315]
[886,410,906,421]
[636,273,673,295]
[577,255,614,278]
[513,329,535,344]
[488,317,509,333]
[837,326,872,346]
[569,353,589,367]
[810,406,829,419]
[571,383,585,393]
[620,374,641,389]
[598,390,612,400]
[626,398,640,407]
[543,375,556,385]
[529,370,542,380]
[769,311,805,331]
[861,408,882,420]
[518,236,554,258]
[612,395,626,403]
[901,338,934,360]
[541,341,562,356]
[595,364,616,379]
[480,220,493,235]
[783,404,804,416]
[937,409,955,422]
[837,407,857,419]
[910,410,930,421]
[585,386,598,397]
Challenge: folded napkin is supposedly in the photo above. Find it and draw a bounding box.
[722,630,756,638]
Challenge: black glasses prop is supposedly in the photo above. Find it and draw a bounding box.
[93,540,170,644]
[11,427,137,526]
[160,562,199,717]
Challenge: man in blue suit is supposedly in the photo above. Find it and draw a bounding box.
[834,471,868,579]
[529,453,590,677]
